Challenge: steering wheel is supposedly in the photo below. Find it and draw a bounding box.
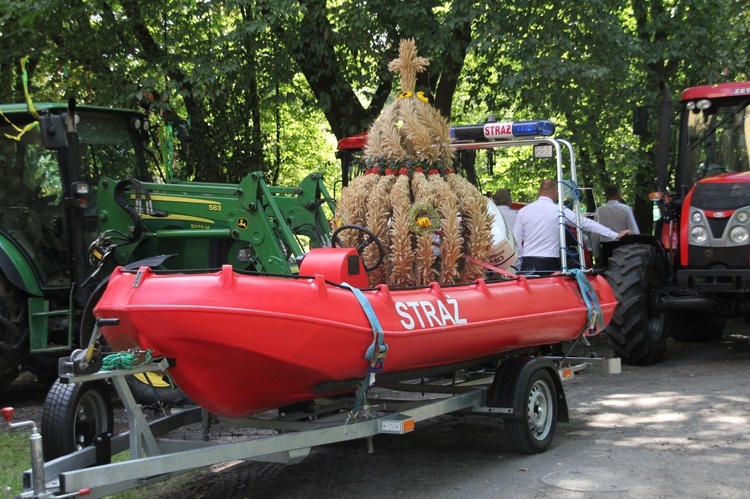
[331,224,384,272]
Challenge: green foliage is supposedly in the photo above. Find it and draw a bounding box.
[0,0,748,223]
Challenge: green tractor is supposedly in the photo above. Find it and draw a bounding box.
[1,100,334,455]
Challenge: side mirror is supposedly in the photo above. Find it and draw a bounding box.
[38,115,68,149]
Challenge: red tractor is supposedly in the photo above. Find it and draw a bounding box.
[601,81,750,364]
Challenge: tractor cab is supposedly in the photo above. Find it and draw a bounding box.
[0,103,157,292]
[0,102,161,387]
[679,84,750,189]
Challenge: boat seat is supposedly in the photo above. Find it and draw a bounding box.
[298,247,369,288]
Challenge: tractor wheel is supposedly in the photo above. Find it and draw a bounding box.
[125,372,191,407]
[504,369,557,454]
[604,244,668,365]
[41,379,113,460]
[669,312,726,343]
[0,272,29,392]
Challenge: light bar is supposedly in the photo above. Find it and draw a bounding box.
[482,120,556,139]
[450,120,557,142]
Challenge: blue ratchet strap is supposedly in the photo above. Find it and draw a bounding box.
[568,269,604,336]
[341,282,389,416]
[559,180,584,269]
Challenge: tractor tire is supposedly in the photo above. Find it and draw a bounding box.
[504,369,557,454]
[669,312,726,343]
[41,379,114,460]
[125,372,191,407]
[604,244,668,365]
[0,273,29,392]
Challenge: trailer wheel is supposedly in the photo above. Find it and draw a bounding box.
[669,312,725,343]
[0,273,29,392]
[504,369,557,454]
[604,244,667,365]
[41,379,113,460]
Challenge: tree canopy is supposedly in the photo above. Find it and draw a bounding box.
[1,0,748,231]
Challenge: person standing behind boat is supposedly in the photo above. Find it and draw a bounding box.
[590,185,640,263]
[513,179,632,274]
[492,188,518,231]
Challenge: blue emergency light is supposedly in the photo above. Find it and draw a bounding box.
[511,120,555,137]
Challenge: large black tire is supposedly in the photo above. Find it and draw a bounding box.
[504,369,557,454]
[604,244,668,365]
[41,379,114,460]
[125,372,191,407]
[669,312,726,342]
[0,273,29,391]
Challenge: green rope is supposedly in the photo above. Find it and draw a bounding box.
[102,350,154,371]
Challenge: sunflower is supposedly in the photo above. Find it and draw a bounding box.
[408,202,441,236]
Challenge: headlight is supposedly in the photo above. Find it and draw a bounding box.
[691,211,703,223]
[730,226,749,244]
[738,211,749,223]
[691,226,708,244]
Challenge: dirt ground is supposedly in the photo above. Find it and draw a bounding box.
[4,320,750,498]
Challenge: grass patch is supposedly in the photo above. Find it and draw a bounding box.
[1,432,196,498]
[0,430,30,495]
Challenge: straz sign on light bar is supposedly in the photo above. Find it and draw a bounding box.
[483,122,515,139]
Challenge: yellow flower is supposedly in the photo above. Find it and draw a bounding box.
[416,216,431,228]
[409,202,441,235]
[399,91,413,99]
[416,91,429,103]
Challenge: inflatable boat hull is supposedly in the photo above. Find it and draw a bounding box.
[95,256,616,417]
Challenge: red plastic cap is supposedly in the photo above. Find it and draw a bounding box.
[1,407,14,423]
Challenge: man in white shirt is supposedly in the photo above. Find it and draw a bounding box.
[513,179,632,273]
[590,185,640,261]
[492,188,518,231]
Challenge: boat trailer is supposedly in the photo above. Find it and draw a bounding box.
[3,347,619,498]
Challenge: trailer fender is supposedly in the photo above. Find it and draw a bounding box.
[0,236,42,295]
[486,356,569,423]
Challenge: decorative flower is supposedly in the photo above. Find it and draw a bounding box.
[362,156,454,179]
[399,91,413,99]
[416,91,430,103]
[408,202,441,236]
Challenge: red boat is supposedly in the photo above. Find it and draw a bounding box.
[94,247,617,418]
